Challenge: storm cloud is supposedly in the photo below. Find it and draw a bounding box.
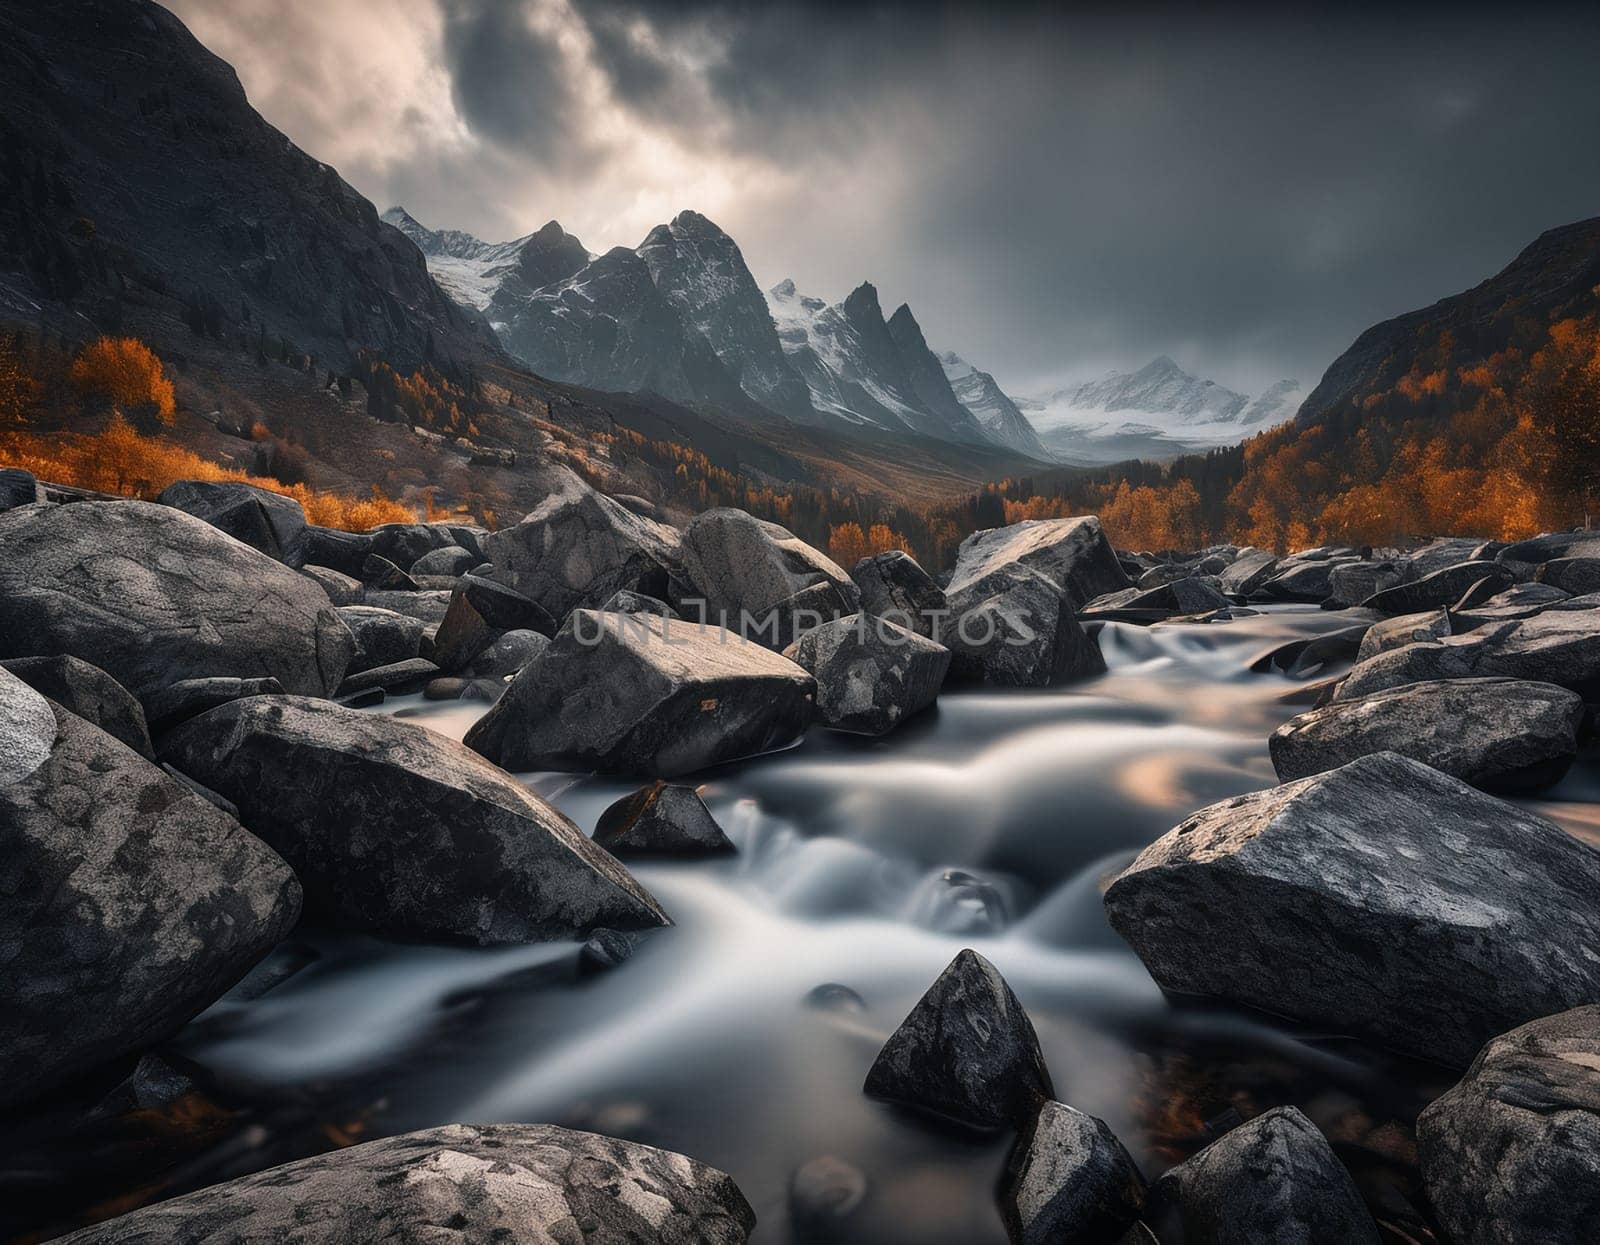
[167,0,1600,396]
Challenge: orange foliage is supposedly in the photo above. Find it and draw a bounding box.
[828,521,911,567]
[69,337,176,425]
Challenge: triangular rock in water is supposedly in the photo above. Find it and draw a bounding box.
[863,948,1053,1132]
[594,782,736,858]
[1003,1101,1147,1245]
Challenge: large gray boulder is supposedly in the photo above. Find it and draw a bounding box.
[336,605,426,674]
[1153,1107,1379,1244]
[1498,530,1600,574]
[946,515,1129,609]
[483,467,683,620]
[785,613,950,735]
[0,500,353,699]
[1363,560,1512,614]
[851,550,948,637]
[409,543,477,577]
[1258,557,1358,602]
[1218,547,1277,596]
[1270,677,1584,793]
[299,524,374,577]
[1336,608,1600,701]
[1418,1006,1600,1245]
[0,466,45,511]
[2,668,300,1109]
[1082,576,1230,621]
[299,563,364,605]
[1408,536,1493,578]
[1353,608,1451,662]
[52,1123,756,1244]
[155,480,308,566]
[1327,559,1405,608]
[863,948,1054,1132]
[593,781,736,858]
[1536,556,1600,595]
[1104,752,1600,1066]
[1002,1101,1147,1245]
[679,508,859,648]
[0,654,153,757]
[940,565,1105,687]
[465,611,815,778]
[160,696,668,944]
[144,676,284,735]
[431,574,556,672]
[367,521,480,570]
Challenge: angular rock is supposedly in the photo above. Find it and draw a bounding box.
[423,676,502,702]
[465,611,815,778]
[600,588,680,618]
[594,781,736,858]
[852,550,948,638]
[1105,752,1600,1066]
[299,524,374,577]
[483,466,684,619]
[785,613,950,735]
[409,543,476,577]
[156,480,307,566]
[947,515,1129,609]
[1408,536,1492,579]
[1327,559,1405,608]
[2,669,300,1109]
[336,656,440,696]
[367,522,473,570]
[52,1123,756,1244]
[1418,1006,1600,1245]
[0,466,45,511]
[0,654,153,758]
[1364,560,1512,614]
[1258,557,1356,602]
[680,508,859,648]
[160,696,669,943]
[144,676,284,735]
[1248,623,1372,678]
[466,628,550,678]
[0,500,353,699]
[1218,548,1278,596]
[863,948,1053,1131]
[1536,555,1600,596]
[940,566,1105,687]
[360,552,419,591]
[299,563,364,605]
[362,588,453,625]
[1498,530,1600,573]
[432,574,556,672]
[1272,677,1583,793]
[337,604,426,674]
[1085,577,1230,621]
[1354,608,1451,663]
[1003,1101,1147,1245]
[1154,1107,1379,1244]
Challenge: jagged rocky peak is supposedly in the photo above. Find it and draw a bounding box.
[381,206,490,260]
[842,281,886,321]
[939,350,1053,460]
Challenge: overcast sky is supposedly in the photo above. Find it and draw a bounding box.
[167,0,1600,396]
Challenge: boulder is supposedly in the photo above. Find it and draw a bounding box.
[52,1123,756,1244]
[0,466,45,511]
[785,613,950,735]
[940,565,1105,687]
[1363,560,1512,614]
[466,628,549,678]
[409,543,477,577]
[1002,1101,1147,1245]
[1336,608,1600,701]
[851,550,948,637]
[0,654,153,757]
[0,500,353,699]
[593,781,736,857]
[299,563,364,605]
[155,480,307,566]
[362,588,453,625]
[863,948,1053,1132]
[465,611,815,778]
[1258,557,1356,602]
[1218,548,1277,596]
[1153,1107,1380,1244]
[946,515,1129,609]
[1407,536,1492,578]
[1418,1006,1600,1245]
[1248,623,1372,678]
[336,657,440,697]
[366,522,482,570]
[2,669,300,1109]
[360,552,419,591]
[1327,559,1405,608]
[1498,530,1600,573]
[483,467,684,620]
[144,676,284,735]
[337,604,426,674]
[679,508,859,648]
[299,524,374,577]
[432,574,556,672]
[1084,577,1230,621]
[600,588,680,618]
[1104,752,1600,1066]
[160,696,668,944]
[423,676,503,702]
[1536,556,1600,596]
[1271,677,1584,793]
[1354,608,1451,663]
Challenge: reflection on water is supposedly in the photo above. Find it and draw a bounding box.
[22,605,1589,1242]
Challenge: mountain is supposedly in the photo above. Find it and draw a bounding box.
[938,351,1052,458]
[885,304,990,444]
[1242,378,1304,425]
[0,0,492,371]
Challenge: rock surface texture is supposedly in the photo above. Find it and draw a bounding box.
[785,613,950,735]
[593,781,736,857]
[1002,1101,1147,1245]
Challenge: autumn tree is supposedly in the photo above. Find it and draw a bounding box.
[0,335,36,426]
[70,336,176,425]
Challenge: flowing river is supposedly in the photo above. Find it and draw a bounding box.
[15,605,1598,1243]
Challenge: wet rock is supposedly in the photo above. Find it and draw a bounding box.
[1218,548,1278,596]
[1002,1101,1147,1245]
[161,696,668,943]
[1327,559,1405,608]
[360,552,419,591]
[1418,1005,1600,1245]
[1271,677,1583,793]
[466,628,550,678]
[423,676,503,702]
[484,466,684,619]
[1248,623,1371,677]
[947,515,1130,609]
[852,550,948,637]
[578,928,637,975]
[299,563,364,605]
[785,613,950,735]
[0,500,353,699]
[2,669,300,1110]
[335,657,441,697]
[600,588,680,618]
[1085,577,1230,621]
[432,573,556,671]
[0,654,153,757]
[1364,560,1512,614]
[144,676,284,735]
[52,1122,756,1244]
[941,566,1105,687]
[409,543,476,577]
[1353,608,1451,662]
[0,466,45,511]
[155,480,307,565]
[362,587,454,625]
[907,869,1010,935]
[1105,752,1600,1066]
[1153,1107,1380,1244]
[863,948,1054,1132]
[337,686,385,709]
[680,507,860,648]
[337,604,426,674]
[465,611,815,778]
[791,1155,868,1239]
[87,1052,202,1119]
[298,524,373,577]
[806,983,867,1012]
[594,781,736,857]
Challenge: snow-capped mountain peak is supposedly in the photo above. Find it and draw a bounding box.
[938,351,1052,459]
